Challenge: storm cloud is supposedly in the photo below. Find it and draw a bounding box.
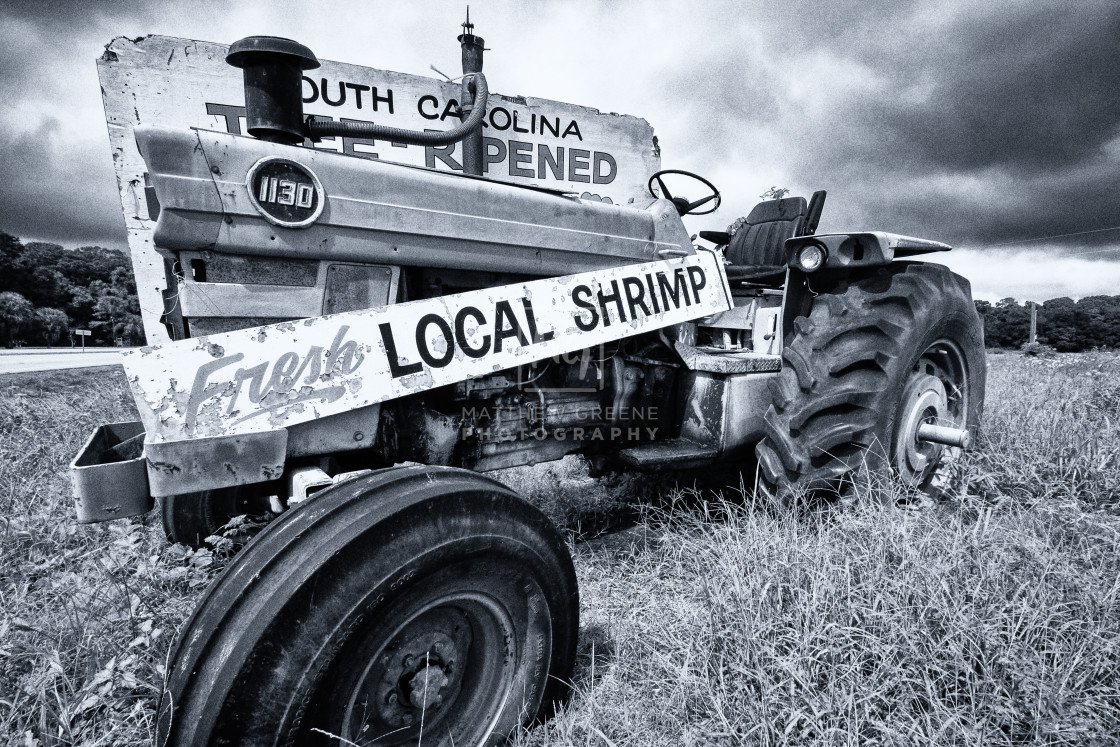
[1,0,1117,298]
[648,0,1120,253]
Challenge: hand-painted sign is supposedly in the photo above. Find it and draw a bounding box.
[97,35,660,344]
[123,250,731,443]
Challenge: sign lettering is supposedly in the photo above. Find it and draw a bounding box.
[123,250,731,443]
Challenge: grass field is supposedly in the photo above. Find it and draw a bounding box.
[1,353,1119,745]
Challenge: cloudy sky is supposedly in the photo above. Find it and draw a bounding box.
[2,0,1118,301]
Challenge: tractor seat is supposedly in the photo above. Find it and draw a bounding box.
[702,191,826,283]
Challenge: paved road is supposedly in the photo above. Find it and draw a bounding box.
[0,349,124,374]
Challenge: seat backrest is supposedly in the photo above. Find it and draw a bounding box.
[725,196,807,268]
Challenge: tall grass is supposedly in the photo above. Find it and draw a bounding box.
[971,351,1120,510]
[1,353,1118,745]
[522,352,1120,746]
[0,369,224,745]
[526,492,1120,746]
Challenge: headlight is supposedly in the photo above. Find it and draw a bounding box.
[795,243,827,272]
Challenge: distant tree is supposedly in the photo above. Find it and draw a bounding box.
[0,233,28,295]
[118,313,145,345]
[1075,296,1120,350]
[66,284,97,332]
[0,291,34,346]
[0,232,145,346]
[982,297,1030,348]
[1039,297,1079,351]
[92,280,131,344]
[26,267,71,310]
[57,245,130,288]
[23,241,65,268]
[34,307,69,347]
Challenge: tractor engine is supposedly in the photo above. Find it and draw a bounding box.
[395,335,680,473]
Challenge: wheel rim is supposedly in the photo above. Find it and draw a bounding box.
[326,591,521,746]
[893,338,970,487]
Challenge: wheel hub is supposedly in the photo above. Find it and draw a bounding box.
[895,372,950,485]
[372,615,467,728]
[408,663,451,709]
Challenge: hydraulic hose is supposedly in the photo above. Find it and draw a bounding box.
[305,73,488,147]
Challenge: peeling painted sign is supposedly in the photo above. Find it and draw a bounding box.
[97,35,660,344]
[124,250,731,443]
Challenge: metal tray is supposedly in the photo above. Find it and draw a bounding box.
[70,421,152,523]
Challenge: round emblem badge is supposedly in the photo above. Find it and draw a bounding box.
[245,157,325,228]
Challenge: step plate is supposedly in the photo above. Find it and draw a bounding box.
[618,438,719,469]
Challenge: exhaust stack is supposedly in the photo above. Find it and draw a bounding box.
[458,7,486,175]
[226,35,320,145]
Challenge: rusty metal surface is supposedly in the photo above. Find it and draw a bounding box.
[286,404,381,458]
[174,254,397,332]
[323,264,397,315]
[70,422,153,523]
[678,370,778,456]
[123,250,731,446]
[144,429,287,497]
[181,252,321,287]
[617,438,718,470]
[187,317,291,336]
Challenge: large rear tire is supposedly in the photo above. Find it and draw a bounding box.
[755,262,985,502]
[156,465,579,747]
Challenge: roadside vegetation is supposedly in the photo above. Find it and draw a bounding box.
[0,233,144,348]
[2,353,1119,745]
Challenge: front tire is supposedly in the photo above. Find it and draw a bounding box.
[755,262,985,502]
[157,465,579,747]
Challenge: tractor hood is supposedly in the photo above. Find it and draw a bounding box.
[134,126,693,277]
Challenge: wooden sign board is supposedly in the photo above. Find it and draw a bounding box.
[96,35,661,345]
[74,330,91,336]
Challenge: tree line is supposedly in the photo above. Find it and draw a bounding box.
[0,232,146,347]
[976,297,1120,351]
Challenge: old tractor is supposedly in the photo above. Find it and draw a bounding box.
[72,16,984,747]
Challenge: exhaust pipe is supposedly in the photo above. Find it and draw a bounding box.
[228,18,489,153]
[458,8,486,175]
[226,36,320,145]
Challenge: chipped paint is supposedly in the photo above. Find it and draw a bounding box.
[124,250,731,443]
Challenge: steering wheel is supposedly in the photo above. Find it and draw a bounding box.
[647,169,722,216]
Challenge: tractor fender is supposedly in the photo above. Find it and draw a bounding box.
[785,232,951,273]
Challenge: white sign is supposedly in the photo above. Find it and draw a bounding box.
[123,250,731,443]
[97,35,661,345]
[74,330,91,336]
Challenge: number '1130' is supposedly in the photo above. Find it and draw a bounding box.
[258,177,315,208]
